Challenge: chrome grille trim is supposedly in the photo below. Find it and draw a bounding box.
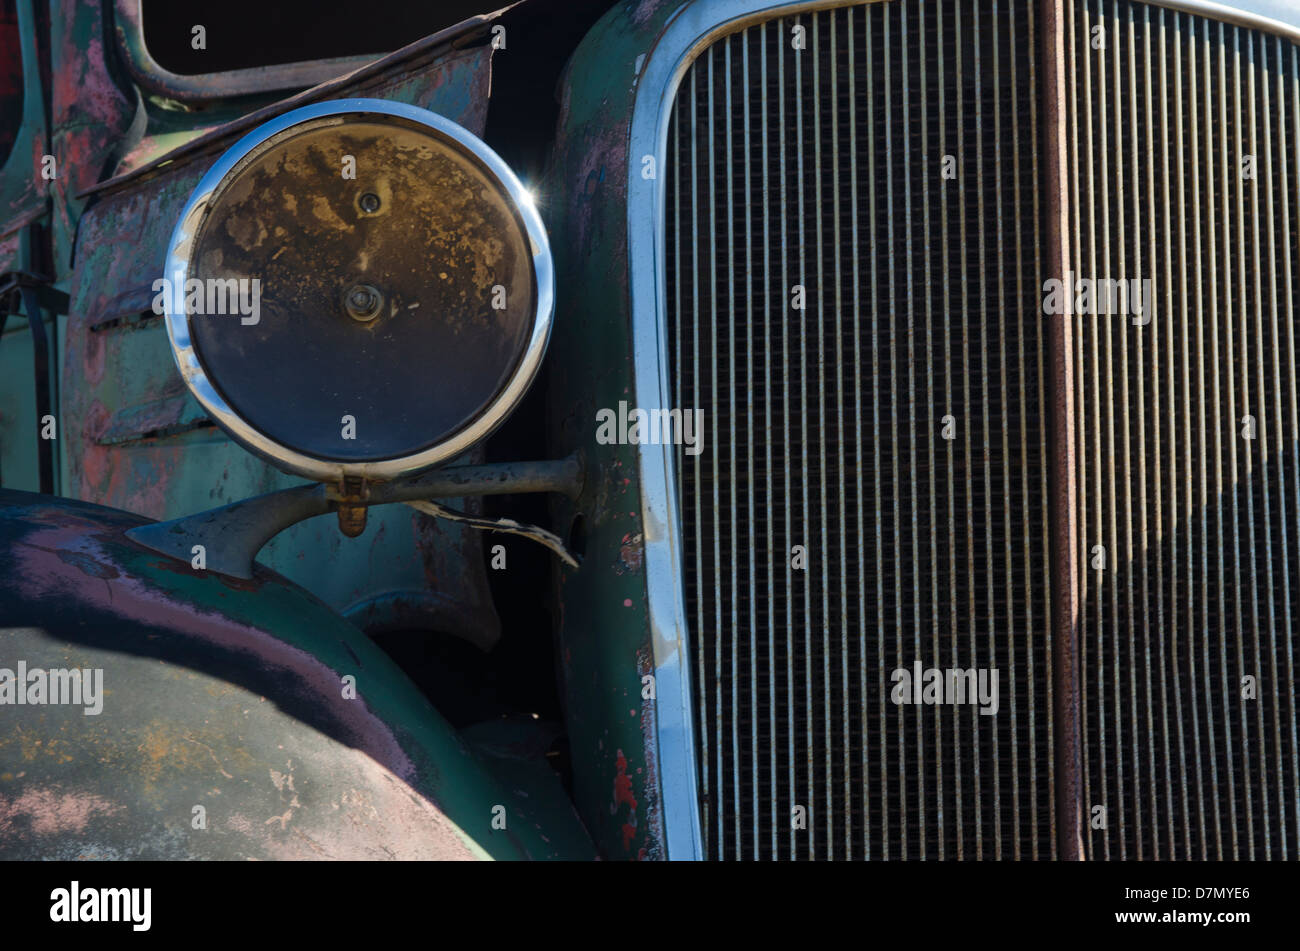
[629,0,860,863]
[1138,0,1300,44]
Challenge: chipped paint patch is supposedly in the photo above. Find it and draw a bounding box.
[0,787,122,838]
[611,748,639,852]
[615,531,644,575]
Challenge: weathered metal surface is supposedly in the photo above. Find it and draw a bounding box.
[460,716,597,861]
[0,0,48,242]
[58,35,501,643]
[124,457,582,580]
[0,2,54,496]
[0,490,595,859]
[48,0,137,273]
[0,225,24,277]
[84,35,495,200]
[17,285,52,493]
[544,0,684,860]
[0,0,133,496]
[0,228,60,496]
[407,499,579,567]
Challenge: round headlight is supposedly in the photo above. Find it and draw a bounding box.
[162,98,552,482]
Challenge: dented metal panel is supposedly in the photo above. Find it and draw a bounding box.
[0,490,595,859]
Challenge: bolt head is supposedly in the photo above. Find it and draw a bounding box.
[343,283,383,322]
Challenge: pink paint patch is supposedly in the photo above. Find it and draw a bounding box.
[623,599,632,607]
[0,788,122,838]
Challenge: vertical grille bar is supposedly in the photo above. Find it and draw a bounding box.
[759,19,777,860]
[831,11,852,862]
[812,14,833,860]
[940,3,962,861]
[866,6,886,863]
[974,0,994,861]
[1236,24,1261,858]
[1252,31,1280,860]
[740,31,759,861]
[1112,0,1139,861]
[723,36,741,859]
[707,46,722,860]
[955,0,982,860]
[938,0,963,862]
[1024,0,1053,860]
[1003,0,1024,857]
[846,8,871,863]
[1191,13,1223,861]
[1101,0,1126,861]
[1147,5,1175,862]
[919,0,943,861]
[1233,23,1260,859]
[1217,17,1246,861]
[900,1,924,862]
[1126,3,1156,862]
[883,6,906,863]
[1057,0,1088,861]
[1209,20,1240,858]
[778,20,795,862]
[795,18,813,861]
[1247,21,1267,859]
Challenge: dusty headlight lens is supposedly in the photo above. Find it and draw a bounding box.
[162,98,553,482]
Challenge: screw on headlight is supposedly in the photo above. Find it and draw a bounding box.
[343,283,383,322]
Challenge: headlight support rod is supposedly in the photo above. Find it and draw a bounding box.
[124,455,583,580]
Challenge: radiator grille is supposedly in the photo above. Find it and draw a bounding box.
[1066,0,1300,859]
[665,0,1054,860]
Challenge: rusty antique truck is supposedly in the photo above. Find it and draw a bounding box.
[3,0,1300,862]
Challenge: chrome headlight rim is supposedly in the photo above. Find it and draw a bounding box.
[162,97,554,484]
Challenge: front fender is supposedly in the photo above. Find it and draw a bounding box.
[0,490,593,859]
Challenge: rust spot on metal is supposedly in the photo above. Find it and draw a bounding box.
[615,531,643,575]
[611,748,638,852]
[338,504,369,538]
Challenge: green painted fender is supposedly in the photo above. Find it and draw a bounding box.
[0,490,594,860]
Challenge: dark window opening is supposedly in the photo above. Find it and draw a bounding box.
[0,0,23,169]
[139,0,504,75]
